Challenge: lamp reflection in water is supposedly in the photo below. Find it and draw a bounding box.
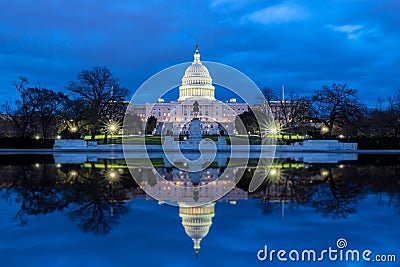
[103,169,122,185]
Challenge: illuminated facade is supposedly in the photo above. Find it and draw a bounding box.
[127,46,249,135]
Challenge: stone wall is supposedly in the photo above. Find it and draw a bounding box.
[53,139,87,149]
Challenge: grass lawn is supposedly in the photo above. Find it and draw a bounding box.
[82,134,304,145]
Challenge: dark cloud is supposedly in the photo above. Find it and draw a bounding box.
[0,0,399,106]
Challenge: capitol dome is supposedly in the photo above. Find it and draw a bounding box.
[178,46,216,101]
[179,202,215,257]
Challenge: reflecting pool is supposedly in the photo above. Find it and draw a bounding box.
[0,154,399,266]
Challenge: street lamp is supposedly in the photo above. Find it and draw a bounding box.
[103,119,121,144]
[109,125,116,133]
[104,120,121,136]
[269,127,277,135]
[69,170,78,178]
[270,169,278,175]
[260,119,284,138]
[321,170,329,177]
[321,126,329,134]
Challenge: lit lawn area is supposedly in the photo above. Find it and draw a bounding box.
[124,136,162,145]
[84,134,122,140]
[277,134,305,140]
[227,158,305,168]
[228,136,261,145]
[83,134,304,145]
[84,135,162,145]
[82,158,165,168]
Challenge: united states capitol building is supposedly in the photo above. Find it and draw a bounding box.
[128,46,249,135]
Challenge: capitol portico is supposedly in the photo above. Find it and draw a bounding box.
[128,46,249,135]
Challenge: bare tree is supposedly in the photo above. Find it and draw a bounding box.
[33,87,68,139]
[59,98,90,138]
[66,66,129,139]
[307,83,366,136]
[388,94,400,137]
[261,87,278,103]
[277,92,308,130]
[3,76,36,137]
[258,87,278,115]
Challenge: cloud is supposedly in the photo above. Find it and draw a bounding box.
[209,0,244,8]
[0,0,399,107]
[327,24,363,39]
[244,2,308,24]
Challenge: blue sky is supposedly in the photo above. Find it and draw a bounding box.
[0,0,399,106]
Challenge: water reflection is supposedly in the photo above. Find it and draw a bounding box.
[179,203,215,257]
[0,154,400,257]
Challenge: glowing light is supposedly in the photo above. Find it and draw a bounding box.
[270,169,278,175]
[35,135,40,140]
[339,134,345,139]
[321,126,329,134]
[321,170,329,176]
[104,170,121,184]
[260,119,284,138]
[70,127,78,133]
[56,135,61,140]
[103,119,121,135]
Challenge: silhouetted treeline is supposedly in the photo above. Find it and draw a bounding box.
[1,72,400,148]
[1,66,129,140]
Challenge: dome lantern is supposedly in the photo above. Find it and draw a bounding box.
[194,44,200,63]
